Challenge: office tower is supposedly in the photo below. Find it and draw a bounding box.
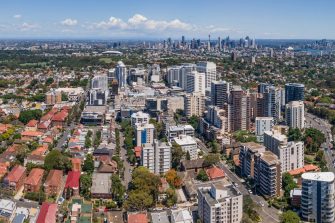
[285,101,305,129]
[198,184,243,223]
[141,140,172,175]
[128,67,145,85]
[229,86,251,132]
[262,86,282,123]
[115,61,127,88]
[264,130,304,172]
[173,135,197,160]
[184,92,205,117]
[89,89,108,105]
[285,83,305,104]
[131,111,150,126]
[107,68,115,85]
[181,36,185,46]
[270,48,274,58]
[301,172,335,223]
[254,151,281,197]
[250,93,264,120]
[197,61,217,89]
[135,123,155,147]
[255,117,274,142]
[231,51,238,61]
[186,71,206,94]
[211,81,231,109]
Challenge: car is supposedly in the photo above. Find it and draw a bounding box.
[248,189,253,194]
[259,202,265,207]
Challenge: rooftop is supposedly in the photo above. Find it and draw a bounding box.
[128,212,148,223]
[91,173,112,195]
[241,142,265,153]
[173,135,196,145]
[24,168,44,186]
[302,172,334,182]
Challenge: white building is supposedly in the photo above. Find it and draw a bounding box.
[197,61,217,89]
[135,123,155,147]
[131,111,150,126]
[184,92,205,117]
[167,125,195,141]
[141,143,155,173]
[173,135,197,160]
[171,209,193,223]
[285,101,305,129]
[255,117,274,142]
[264,130,304,173]
[301,172,335,223]
[115,61,127,88]
[186,71,206,95]
[198,183,243,223]
[91,75,108,91]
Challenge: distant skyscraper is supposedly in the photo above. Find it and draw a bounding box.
[197,61,217,89]
[285,83,305,104]
[285,101,305,129]
[211,81,231,108]
[301,172,335,223]
[218,36,222,50]
[115,61,127,88]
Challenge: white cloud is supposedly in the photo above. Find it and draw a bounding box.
[13,14,22,19]
[20,22,38,31]
[61,18,78,26]
[95,14,193,32]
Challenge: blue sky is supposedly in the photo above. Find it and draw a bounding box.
[0,0,334,39]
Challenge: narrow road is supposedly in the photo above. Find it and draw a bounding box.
[118,128,133,189]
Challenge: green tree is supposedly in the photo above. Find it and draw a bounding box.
[186,151,191,160]
[196,169,209,181]
[82,154,94,174]
[44,150,71,172]
[282,173,297,198]
[188,115,199,130]
[288,128,302,141]
[85,136,92,148]
[280,211,300,223]
[61,92,68,101]
[211,140,220,153]
[80,174,92,199]
[123,190,153,211]
[203,153,221,167]
[18,109,42,124]
[111,174,126,205]
[164,188,177,207]
[171,142,185,169]
[303,128,325,153]
[45,77,54,86]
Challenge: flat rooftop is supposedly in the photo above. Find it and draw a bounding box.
[302,172,335,182]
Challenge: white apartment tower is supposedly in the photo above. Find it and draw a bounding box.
[197,61,217,89]
[255,117,274,142]
[184,92,205,117]
[263,130,304,173]
[198,184,243,223]
[301,172,335,223]
[115,61,127,88]
[186,71,206,95]
[285,101,305,129]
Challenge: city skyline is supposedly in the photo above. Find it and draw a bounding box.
[1,0,335,39]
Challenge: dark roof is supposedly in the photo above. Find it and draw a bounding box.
[181,159,207,170]
[93,148,112,156]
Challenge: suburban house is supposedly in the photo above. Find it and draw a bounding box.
[24,168,44,193]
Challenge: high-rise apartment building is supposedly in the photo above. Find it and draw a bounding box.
[301,172,335,223]
[186,71,206,94]
[262,86,282,123]
[135,123,155,147]
[197,61,217,89]
[229,86,251,132]
[285,101,305,129]
[264,130,304,173]
[131,111,150,126]
[198,183,243,223]
[115,61,127,88]
[184,92,205,117]
[141,140,171,175]
[211,81,231,109]
[285,83,304,104]
[173,135,197,160]
[255,117,274,142]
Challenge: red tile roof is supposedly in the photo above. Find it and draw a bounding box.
[31,145,49,156]
[25,168,44,186]
[206,166,225,180]
[51,111,68,122]
[26,119,38,127]
[38,120,51,129]
[44,170,63,187]
[6,165,26,183]
[128,213,148,223]
[134,146,142,158]
[36,202,58,223]
[21,131,44,137]
[64,171,80,189]
[288,164,320,176]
